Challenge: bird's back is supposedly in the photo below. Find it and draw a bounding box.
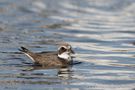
[27,52,70,67]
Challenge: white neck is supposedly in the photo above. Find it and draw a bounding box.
[58,52,71,61]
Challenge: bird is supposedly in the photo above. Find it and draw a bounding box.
[19,43,75,67]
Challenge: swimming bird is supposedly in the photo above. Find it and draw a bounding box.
[19,43,75,67]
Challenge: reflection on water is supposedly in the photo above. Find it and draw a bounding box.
[0,64,74,88]
[0,0,135,90]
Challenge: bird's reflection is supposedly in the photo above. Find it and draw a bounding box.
[22,61,81,79]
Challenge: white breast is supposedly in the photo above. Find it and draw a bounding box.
[58,52,71,61]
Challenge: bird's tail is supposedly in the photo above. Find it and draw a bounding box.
[19,46,30,53]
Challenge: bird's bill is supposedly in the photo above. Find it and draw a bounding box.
[71,49,75,54]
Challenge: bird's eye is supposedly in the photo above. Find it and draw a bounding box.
[61,47,66,51]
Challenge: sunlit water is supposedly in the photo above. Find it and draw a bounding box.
[0,0,135,90]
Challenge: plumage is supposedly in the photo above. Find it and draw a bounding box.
[19,44,74,67]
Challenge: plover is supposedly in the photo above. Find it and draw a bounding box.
[19,43,75,67]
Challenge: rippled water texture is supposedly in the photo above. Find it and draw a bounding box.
[0,0,135,90]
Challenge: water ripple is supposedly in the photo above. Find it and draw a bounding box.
[0,0,135,90]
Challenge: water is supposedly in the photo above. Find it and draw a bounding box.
[0,0,135,90]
